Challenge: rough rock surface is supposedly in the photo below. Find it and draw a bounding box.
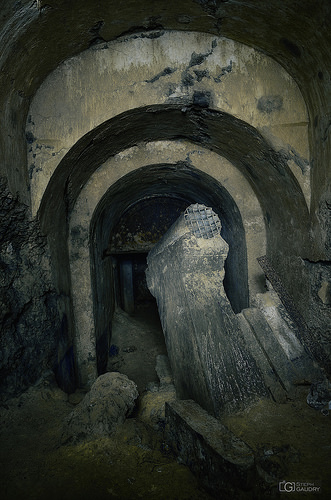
[0,177,60,399]
[138,355,177,429]
[62,372,139,443]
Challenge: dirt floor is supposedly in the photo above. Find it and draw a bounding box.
[1,305,330,499]
[223,386,331,499]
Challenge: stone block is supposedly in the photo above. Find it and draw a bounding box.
[165,399,256,497]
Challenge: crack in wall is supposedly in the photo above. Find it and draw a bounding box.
[145,66,177,84]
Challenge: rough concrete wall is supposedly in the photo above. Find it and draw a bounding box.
[26,31,309,216]
[304,260,331,369]
[0,178,62,398]
[27,30,314,341]
[0,1,330,257]
[0,1,329,398]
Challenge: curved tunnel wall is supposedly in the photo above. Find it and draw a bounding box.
[41,105,309,246]
[28,31,310,216]
[68,138,266,385]
[1,2,329,239]
[0,3,330,397]
[31,31,311,389]
[90,164,249,374]
[40,105,308,387]
[92,163,249,312]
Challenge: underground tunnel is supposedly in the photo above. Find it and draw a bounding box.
[1,2,331,498]
[37,99,310,391]
[90,163,250,379]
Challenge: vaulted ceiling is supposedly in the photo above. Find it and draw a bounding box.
[0,0,330,258]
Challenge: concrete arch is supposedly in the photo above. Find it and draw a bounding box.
[40,104,309,246]
[28,30,310,216]
[38,105,310,391]
[28,30,313,391]
[89,163,248,376]
[68,139,266,383]
[37,105,309,388]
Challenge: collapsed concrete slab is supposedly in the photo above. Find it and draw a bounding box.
[146,204,268,417]
[165,399,256,497]
[236,311,288,403]
[255,289,324,384]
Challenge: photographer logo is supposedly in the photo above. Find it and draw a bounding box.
[279,481,321,494]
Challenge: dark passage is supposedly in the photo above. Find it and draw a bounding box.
[107,302,167,394]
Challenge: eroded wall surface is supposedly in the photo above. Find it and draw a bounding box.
[0,178,65,396]
[27,31,309,216]
[0,2,330,399]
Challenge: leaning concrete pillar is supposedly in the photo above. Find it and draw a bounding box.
[146,204,268,417]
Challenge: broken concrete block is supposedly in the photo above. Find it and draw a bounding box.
[236,312,288,403]
[242,306,325,396]
[165,399,256,497]
[255,290,324,383]
[242,307,300,395]
[146,204,268,417]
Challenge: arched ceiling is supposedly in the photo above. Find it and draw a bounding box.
[1,0,330,99]
[90,162,250,313]
[0,0,330,257]
[40,103,309,301]
[39,105,308,239]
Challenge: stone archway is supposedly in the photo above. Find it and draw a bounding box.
[27,29,312,391]
[67,136,267,386]
[39,105,309,389]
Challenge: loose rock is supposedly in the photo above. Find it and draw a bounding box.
[62,372,138,443]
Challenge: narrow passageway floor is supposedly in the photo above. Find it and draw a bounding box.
[107,305,167,393]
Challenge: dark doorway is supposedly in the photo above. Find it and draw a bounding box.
[112,252,156,314]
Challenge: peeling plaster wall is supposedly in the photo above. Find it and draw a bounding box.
[27,31,309,216]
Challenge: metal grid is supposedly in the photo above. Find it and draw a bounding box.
[184,204,221,239]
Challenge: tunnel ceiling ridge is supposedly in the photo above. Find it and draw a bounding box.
[39,104,309,235]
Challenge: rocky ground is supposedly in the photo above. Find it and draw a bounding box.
[0,305,330,499]
[0,377,213,500]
